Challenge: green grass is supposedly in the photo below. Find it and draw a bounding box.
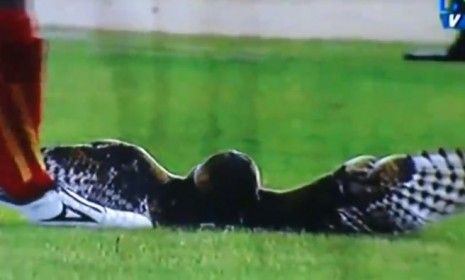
[2,32,465,279]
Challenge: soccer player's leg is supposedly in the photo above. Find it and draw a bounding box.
[0,5,152,228]
[0,10,53,202]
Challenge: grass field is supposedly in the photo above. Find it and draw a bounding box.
[2,32,465,279]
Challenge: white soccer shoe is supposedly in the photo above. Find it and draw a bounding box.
[0,187,153,229]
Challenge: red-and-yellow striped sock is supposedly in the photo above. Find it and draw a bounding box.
[0,9,53,202]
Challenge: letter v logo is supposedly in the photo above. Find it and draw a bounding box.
[449,14,462,28]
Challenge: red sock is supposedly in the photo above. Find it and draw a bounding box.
[0,9,53,202]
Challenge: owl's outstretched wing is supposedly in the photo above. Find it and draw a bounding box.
[42,140,172,217]
[333,149,465,234]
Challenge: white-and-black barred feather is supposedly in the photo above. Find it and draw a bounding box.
[333,149,465,234]
[41,140,171,219]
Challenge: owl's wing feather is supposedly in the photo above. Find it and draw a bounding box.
[336,149,465,234]
[42,139,169,217]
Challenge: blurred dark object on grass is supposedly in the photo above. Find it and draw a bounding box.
[404,32,465,62]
